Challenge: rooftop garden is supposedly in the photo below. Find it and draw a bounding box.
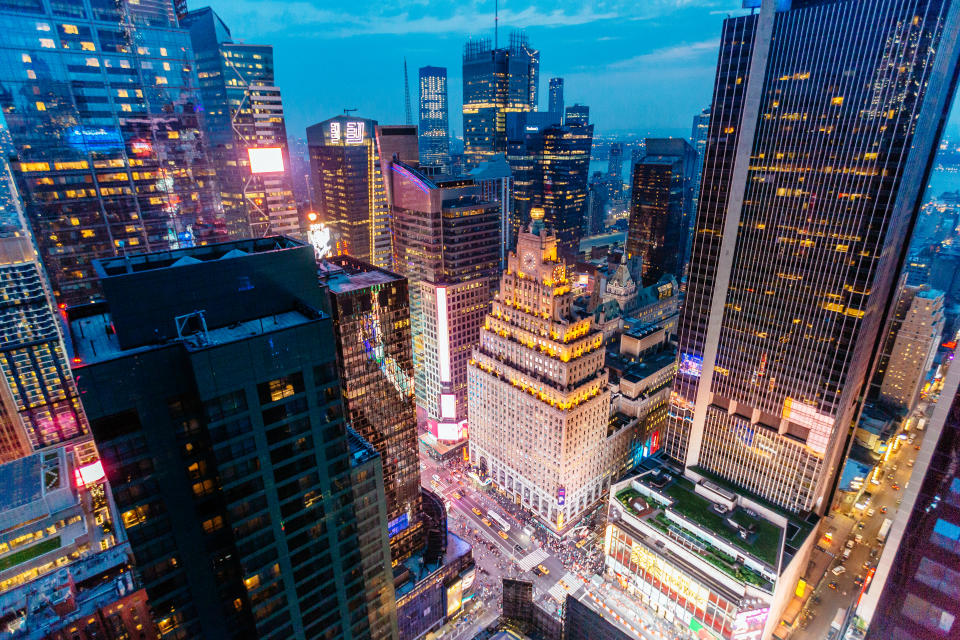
[0,536,61,572]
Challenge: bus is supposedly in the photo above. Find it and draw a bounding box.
[487,510,511,532]
[830,608,845,638]
[877,518,893,543]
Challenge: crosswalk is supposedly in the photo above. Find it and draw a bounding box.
[517,549,549,571]
[547,572,583,603]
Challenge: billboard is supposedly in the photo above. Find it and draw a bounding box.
[440,393,457,419]
[247,147,284,174]
[445,579,463,617]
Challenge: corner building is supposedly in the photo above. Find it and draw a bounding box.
[468,214,611,533]
[665,0,960,515]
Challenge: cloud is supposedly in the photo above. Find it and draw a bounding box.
[607,38,720,70]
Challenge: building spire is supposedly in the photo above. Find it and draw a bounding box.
[494,0,498,49]
[403,58,412,126]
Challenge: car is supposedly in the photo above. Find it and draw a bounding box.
[514,544,524,552]
[452,492,461,500]
[914,444,921,450]
[472,507,482,516]
[891,465,898,472]
[482,518,493,527]
[857,522,865,530]
[855,534,863,544]
[832,565,846,576]
[880,506,888,514]
[846,540,855,549]
[538,564,550,575]
[498,531,509,540]
[829,581,838,590]
[891,483,900,491]
[854,576,864,587]
[907,460,914,468]
[867,508,876,517]
[862,560,873,570]
[843,548,852,560]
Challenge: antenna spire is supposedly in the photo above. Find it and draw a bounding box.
[403,58,412,125]
[494,0,498,49]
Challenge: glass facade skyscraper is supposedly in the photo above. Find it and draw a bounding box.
[462,32,538,170]
[418,66,449,169]
[690,107,710,214]
[626,138,697,286]
[665,0,960,514]
[182,7,299,238]
[0,0,222,306]
[548,77,564,120]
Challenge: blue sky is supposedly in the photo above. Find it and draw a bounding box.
[206,0,960,143]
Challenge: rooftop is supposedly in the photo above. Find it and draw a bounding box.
[0,449,75,541]
[318,257,402,294]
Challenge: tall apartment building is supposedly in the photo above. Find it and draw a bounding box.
[875,285,944,412]
[664,0,960,517]
[0,0,222,305]
[468,212,612,533]
[858,359,960,640]
[318,256,424,564]
[462,33,539,169]
[0,234,88,462]
[418,66,450,169]
[389,162,500,443]
[67,238,392,640]
[307,115,391,269]
[548,77,564,121]
[626,138,697,286]
[182,8,299,238]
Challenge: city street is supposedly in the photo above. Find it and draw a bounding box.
[792,419,928,640]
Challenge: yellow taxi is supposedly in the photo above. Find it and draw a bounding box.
[482,518,493,527]
[498,531,508,540]
[452,492,461,500]
[472,507,482,516]
[538,564,549,575]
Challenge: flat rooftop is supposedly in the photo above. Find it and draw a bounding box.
[70,309,314,364]
[319,262,401,294]
[95,236,305,278]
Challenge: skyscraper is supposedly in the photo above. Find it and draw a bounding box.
[0,0,222,305]
[858,359,960,640]
[874,285,945,412]
[318,256,424,564]
[0,234,88,461]
[565,104,589,126]
[468,154,513,270]
[665,0,960,517]
[307,115,392,269]
[626,138,697,286]
[418,66,450,169]
[182,8,299,238]
[389,162,500,444]
[690,107,711,212]
[548,77,564,121]
[608,142,624,182]
[68,238,392,639]
[468,212,613,533]
[462,33,539,169]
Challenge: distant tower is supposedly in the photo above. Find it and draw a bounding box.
[404,58,413,126]
[549,77,564,122]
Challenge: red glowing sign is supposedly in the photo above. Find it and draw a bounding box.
[943,341,957,349]
[130,139,153,157]
[74,460,105,488]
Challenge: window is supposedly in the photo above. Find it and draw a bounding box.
[258,373,304,404]
[914,557,960,600]
[901,593,955,634]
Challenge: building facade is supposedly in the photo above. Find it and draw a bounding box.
[462,33,539,169]
[875,285,944,412]
[548,77,564,121]
[626,138,697,286]
[68,238,389,640]
[319,256,424,564]
[0,0,223,305]
[468,215,612,533]
[388,162,499,443]
[0,235,88,461]
[467,154,513,271]
[664,0,960,516]
[690,107,711,215]
[182,7,299,238]
[307,116,391,269]
[418,66,450,169]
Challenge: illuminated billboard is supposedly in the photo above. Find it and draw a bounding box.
[74,460,105,488]
[679,353,703,378]
[440,393,456,419]
[247,147,284,174]
[388,513,409,538]
[445,579,463,617]
[436,419,465,442]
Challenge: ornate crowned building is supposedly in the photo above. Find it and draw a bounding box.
[467,209,613,533]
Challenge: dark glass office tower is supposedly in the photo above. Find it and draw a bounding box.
[860,364,960,640]
[418,66,450,169]
[548,77,564,120]
[506,114,592,260]
[690,107,711,213]
[564,104,589,126]
[182,8,299,238]
[626,138,697,286]
[68,238,390,640]
[0,0,222,306]
[462,32,538,169]
[307,116,391,269]
[319,256,424,564]
[665,0,960,514]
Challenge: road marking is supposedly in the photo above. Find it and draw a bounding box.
[517,549,549,571]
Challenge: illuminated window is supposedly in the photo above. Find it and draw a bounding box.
[21,54,31,63]
[831,96,844,105]
[80,41,95,51]
[62,24,78,34]
[39,38,55,49]
[155,76,167,85]
[35,102,45,111]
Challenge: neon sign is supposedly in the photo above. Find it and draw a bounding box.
[330,120,365,144]
[308,222,332,260]
[679,353,703,378]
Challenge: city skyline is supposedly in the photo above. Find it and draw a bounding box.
[206,0,960,143]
